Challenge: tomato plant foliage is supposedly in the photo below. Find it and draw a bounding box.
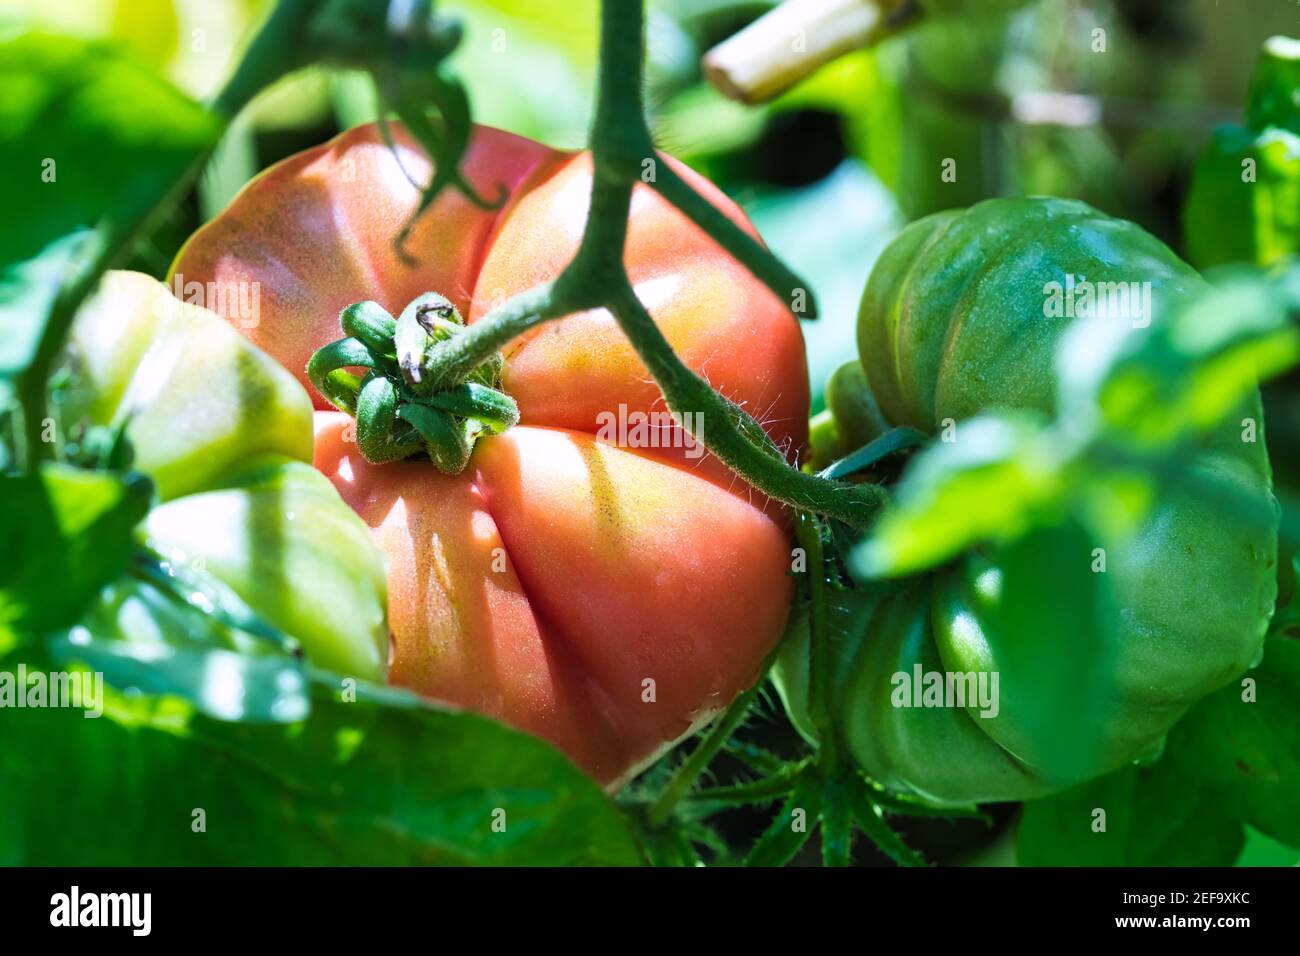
[2,2,1300,868]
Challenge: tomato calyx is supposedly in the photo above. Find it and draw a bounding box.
[307,293,518,472]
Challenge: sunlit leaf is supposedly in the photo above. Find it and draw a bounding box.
[1058,272,1300,449]
[853,413,1064,578]
[0,660,643,866]
[0,465,151,638]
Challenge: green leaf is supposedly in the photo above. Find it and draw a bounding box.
[684,766,802,816]
[1016,764,1245,867]
[721,738,788,776]
[0,29,221,271]
[638,825,703,868]
[853,413,1064,578]
[1017,631,1300,865]
[1059,275,1300,450]
[0,229,100,409]
[0,663,644,866]
[1165,632,1300,849]
[743,773,821,867]
[845,775,929,867]
[1236,827,1300,866]
[0,465,151,641]
[941,521,1121,786]
[48,629,309,725]
[63,550,313,725]
[870,784,990,824]
[0,30,220,446]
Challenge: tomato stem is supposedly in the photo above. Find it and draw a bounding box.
[606,284,887,524]
[796,511,841,774]
[408,0,887,524]
[419,282,561,389]
[213,0,316,120]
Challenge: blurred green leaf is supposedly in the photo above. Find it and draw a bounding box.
[62,559,312,725]
[853,413,1064,578]
[1058,272,1300,449]
[0,229,100,409]
[0,29,222,271]
[0,465,151,641]
[1168,631,1300,849]
[49,632,309,724]
[1236,827,1300,866]
[0,662,644,865]
[1018,631,1300,865]
[1016,759,1245,866]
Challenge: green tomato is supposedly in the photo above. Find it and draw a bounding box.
[61,271,388,682]
[62,271,312,501]
[139,457,389,679]
[808,360,889,471]
[776,198,1279,805]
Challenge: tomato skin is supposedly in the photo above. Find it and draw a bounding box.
[171,124,564,406]
[777,198,1279,805]
[62,272,389,682]
[178,124,808,785]
[315,414,792,783]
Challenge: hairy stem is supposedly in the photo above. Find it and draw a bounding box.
[796,511,840,773]
[608,285,886,525]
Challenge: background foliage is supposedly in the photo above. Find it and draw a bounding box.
[1,0,1298,865]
